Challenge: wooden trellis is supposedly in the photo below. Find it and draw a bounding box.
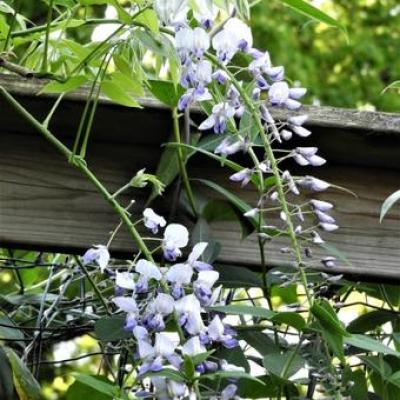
[0,74,399,280]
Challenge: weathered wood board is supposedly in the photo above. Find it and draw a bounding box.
[0,74,399,280]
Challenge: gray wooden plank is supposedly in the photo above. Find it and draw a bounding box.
[1,73,400,135]
[0,74,399,280]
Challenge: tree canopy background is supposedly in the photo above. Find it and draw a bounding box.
[251,0,400,112]
[4,0,400,111]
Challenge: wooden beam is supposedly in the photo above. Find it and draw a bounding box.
[0,74,399,280]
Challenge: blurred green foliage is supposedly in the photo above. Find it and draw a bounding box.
[3,0,400,111]
[251,0,400,111]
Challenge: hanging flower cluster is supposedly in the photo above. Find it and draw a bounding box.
[83,208,243,399]
[157,0,338,270]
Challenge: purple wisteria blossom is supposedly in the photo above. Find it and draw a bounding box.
[199,102,236,134]
[143,208,166,234]
[162,224,189,261]
[82,245,110,272]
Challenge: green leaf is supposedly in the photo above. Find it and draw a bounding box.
[149,133,200,202]
[347,311,395,334]
[278,0,347,35]
[311,299,349,337]
[110,72,144,97]
[101,80,141,108]
[195,178,259,233]
[0,315,24,341]
[73,375,116,396]
[182,356,195,380]
[215,265,263,288]
[342,367,368,400]
[66,380,111,400]
[360,355,392,378]
[263,351,305,379]
[345,334,400,357]
[239,109,259,142]
[380,190,400,222]
[141,369,186,382]
[271,312,306,331]
[5,347,41,400]
[209,305,275,320]
[192,350,215,366]
[352,371,369,400]
[388,370,400,389]
[134,9,159,34]
[199,370,265,385]
[94,315,132,342]
[323,328,345,364]
[40,76,88,94]
[78,0,131,23]
[237,375,298,398]
[214,346,250,373]
[0,347,14,400]
[239,331,280,356]
[191,218,221,264]
[167,142,245,175]
[311,299,348,363]
[147,80,185,108]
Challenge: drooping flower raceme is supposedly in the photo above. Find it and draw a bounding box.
[86,218,246,399]
[170,7,339,272]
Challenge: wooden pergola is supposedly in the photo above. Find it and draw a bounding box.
[0,74,399,280]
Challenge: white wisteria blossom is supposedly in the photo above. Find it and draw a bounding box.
[135,259,162,293]
[115,271,135,290]
[82,245,110,273]
[143,208,166,234]
[154,0,188,26]
[199,102,236,134]
[212,18,253,63]
[162,224,189,261]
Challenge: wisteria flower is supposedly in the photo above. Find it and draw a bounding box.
[82,245,110,273]
[215,137,245,156]
[199,102,236,134]
[192,0,218,28]
[212,18,253,63]
[310,199,334,211]
[230,169,252,187]
[269,81,290,106]
[187,242,213,271]
[191,27,211,59]
[207,315,238,348]
[178,86,212,110]
[212,69,229,84]
[163,224,189,261]
[182,336,206,356]
[221,384,240,400]
[115,271,135,290]
[298,176,330,192]
[320,222,339,232]
[112,296,138,313]
[194,270,219,305]
[166,262,193,298]
[144,293,175,331]
[293,147,326,167]
[154,0,188,26]
[138,333,181,375]
[175,294,205,335]
[113,296,138,331]
[143,208,166,234]
[135,259,162,293]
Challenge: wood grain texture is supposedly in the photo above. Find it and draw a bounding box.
[0,74,399,280]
